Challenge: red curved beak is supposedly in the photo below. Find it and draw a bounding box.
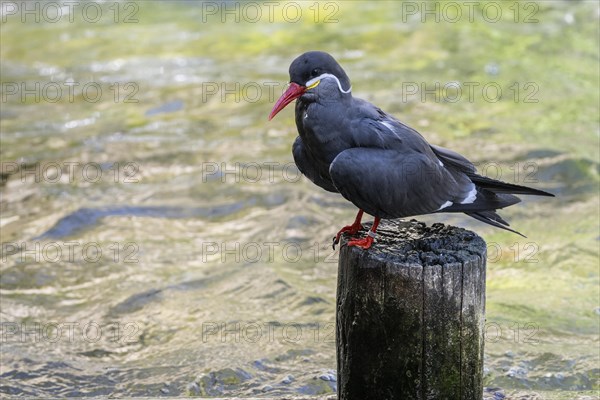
[268,82,306,120]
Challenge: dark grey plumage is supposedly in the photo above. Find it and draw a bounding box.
[270,51,554,242]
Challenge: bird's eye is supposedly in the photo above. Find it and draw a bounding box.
[311,68,321,77]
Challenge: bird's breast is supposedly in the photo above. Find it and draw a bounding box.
[299,113,349,164]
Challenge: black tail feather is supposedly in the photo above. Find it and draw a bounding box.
[456,174,553,236]
[465,210,526,238]
[468,173,555,197]
[432,145,553,237]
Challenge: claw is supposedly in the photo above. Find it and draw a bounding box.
[332,210,364,249]
[334,223,363,245]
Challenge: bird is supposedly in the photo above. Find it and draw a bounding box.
[268,51,554,250]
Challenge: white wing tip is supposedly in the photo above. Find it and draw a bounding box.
[460,186,477,204]
[437,200,453,211]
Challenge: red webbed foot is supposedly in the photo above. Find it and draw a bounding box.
[344,217,380,251]
[347,235,374,249]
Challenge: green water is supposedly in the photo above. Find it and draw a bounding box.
[1,1,598,398]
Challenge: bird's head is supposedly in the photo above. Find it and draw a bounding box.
[268,51,352,120]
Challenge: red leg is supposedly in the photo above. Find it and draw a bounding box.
[348,217,380,250]
[332,210,364,249]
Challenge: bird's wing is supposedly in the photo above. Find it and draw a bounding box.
[327,102,484,217]
[328,147,472,219]
[292,136,338,193]
[430,144,477,173]
[329,101,552,226]
[346,101,445,155]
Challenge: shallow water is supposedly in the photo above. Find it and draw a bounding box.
[1,1,598,398]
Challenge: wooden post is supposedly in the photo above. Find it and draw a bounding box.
[336,219,486,400]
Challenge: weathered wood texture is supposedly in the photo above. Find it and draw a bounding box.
[336,219,486,400]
